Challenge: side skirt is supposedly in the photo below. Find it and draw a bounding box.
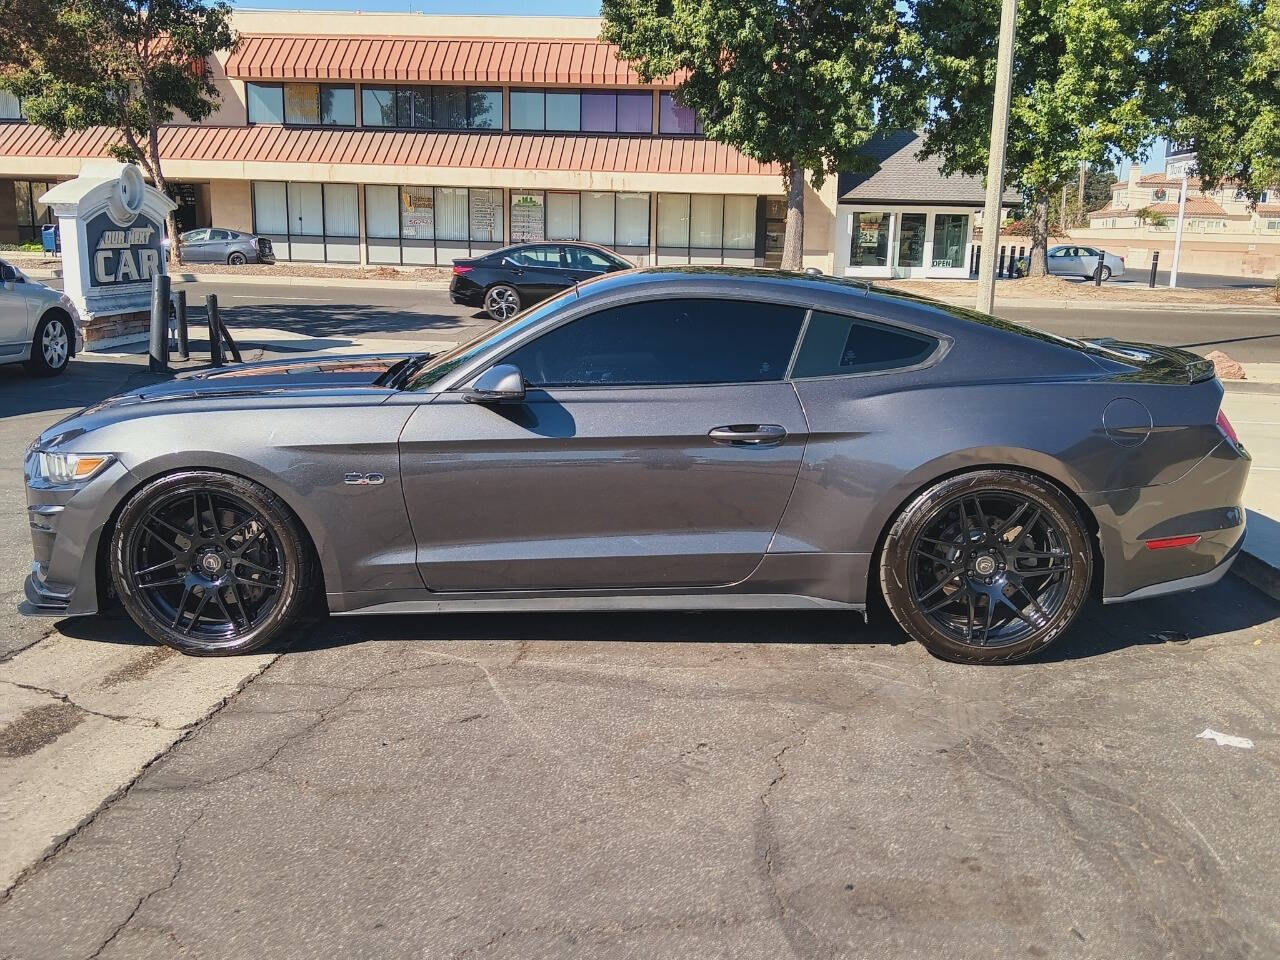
[331,593,866,617]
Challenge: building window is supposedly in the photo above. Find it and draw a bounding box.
[931,213,969,268]
[0,90,23,121]
[247,83,284,124]
[12,180,55,243]
[510,89,584,131]
[251,180,361,261]
[509,91,545,131]
[364,185,400,239]
[546,92,581,131]
[1265,219,1280,232]
[362,85,500,130]
[852,212,891,267]
[578,91,653,133]
[248,82,354,126]
[657,193,758,257]
[508,190,651,248]
[363,184,504,264]
[658,93,702,135]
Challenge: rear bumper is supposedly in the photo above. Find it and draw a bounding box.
[1088,437,1250,602]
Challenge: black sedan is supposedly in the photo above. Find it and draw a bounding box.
[450,242,632,320]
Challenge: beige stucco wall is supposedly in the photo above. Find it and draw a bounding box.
[209,179,253,232]
[1069,227,1280,278]
[802,177,839,273]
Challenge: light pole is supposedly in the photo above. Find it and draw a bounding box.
[976,0,1018,314]
[1169,170,1188,288]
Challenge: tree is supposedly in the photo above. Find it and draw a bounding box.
[0,0,237,264]
[1151,0,1278,202]
[908,0,1159,276]
[601,0,922,270]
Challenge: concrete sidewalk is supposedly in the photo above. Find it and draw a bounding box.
[1222,384,1280,599]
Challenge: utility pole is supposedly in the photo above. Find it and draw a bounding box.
[976,0,1018,314]
[1169,170,1188,288]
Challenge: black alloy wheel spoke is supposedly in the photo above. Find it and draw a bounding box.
[910,492,1072,649]
[129,488,287,645]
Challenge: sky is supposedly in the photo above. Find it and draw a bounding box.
[231,0,1170,174]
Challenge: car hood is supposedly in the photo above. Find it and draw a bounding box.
[33,354,413,449]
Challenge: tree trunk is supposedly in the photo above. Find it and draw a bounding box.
[780,160,805,272]
[146,124,182,267]
[1026,194,1051,277]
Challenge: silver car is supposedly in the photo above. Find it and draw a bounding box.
[177,228,275,265]
[19,268,1248,664]
[1042,245,1126,281]
[0,258,79,376]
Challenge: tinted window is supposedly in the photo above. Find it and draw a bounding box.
[504,298,805,387]
[209,229,230,241]
[513,247,561,267]
[791,311,937,378]
[567,247,621,270]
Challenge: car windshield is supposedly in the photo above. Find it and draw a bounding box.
[404,286,580,391]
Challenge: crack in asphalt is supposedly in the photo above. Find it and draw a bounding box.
[84,810,205,960]
[0,680,168,730]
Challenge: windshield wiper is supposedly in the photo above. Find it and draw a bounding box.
[377,352,436,390]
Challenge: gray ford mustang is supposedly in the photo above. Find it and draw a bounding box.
[20,267,1249,663]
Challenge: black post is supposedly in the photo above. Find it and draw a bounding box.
[1148,250,1160,288]
[1094,249,1106,286]
[998,246,1007,278]
[206,293,224,367]
[219,319,242,364]
[148,273,170,373]
[175,289,189,361]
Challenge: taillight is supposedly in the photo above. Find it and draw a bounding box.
[452,264,473,275]
[1146,535,1202,551]
[1216,409,1241,447]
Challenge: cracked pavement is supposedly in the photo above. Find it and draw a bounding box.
[1,587,1278,960]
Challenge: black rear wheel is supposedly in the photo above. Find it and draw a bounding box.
[879,470,1093,663]
[228,251,248,266]
[109,471,312,655]
[484,284,521,321]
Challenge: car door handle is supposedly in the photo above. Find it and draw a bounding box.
[708,424,787,445]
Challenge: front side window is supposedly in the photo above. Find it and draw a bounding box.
[182,228,209,243]
[791,311,938,379]
[502,298,805,388]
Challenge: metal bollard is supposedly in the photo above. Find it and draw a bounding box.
[206,293,224,367]
[1148,250,1160,288]
[148,273,170,373]
[175,289,189,360]
[1094,249,1106,286]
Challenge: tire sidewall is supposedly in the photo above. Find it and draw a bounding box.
[880,470,1093,663]
[109,470,309,655]
[485,284,520,321]
[26,313,70,377]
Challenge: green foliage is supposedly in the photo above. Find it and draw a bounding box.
[909,0,1157,194]
[1135,206,1170,227]
[0,0,236,178]
[600,0,923,186]
[1152,0,1279,202]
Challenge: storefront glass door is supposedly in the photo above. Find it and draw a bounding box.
[896,213,927,272]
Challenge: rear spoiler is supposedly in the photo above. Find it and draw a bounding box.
[1082,338,1217,384]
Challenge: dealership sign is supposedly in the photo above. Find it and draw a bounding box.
[39,162,177,349]
[86,212,164,286]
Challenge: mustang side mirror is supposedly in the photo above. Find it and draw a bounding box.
[463,363,525,404]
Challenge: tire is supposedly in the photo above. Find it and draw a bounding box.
[879,469,1093,664]
[25,311,71,377]
[227,251,248,266]
[484,284,521,321]
[1100,266,1112,282]
[109,471,313,655]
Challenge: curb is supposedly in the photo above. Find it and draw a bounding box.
[20,266,452,292]
[1233,550,1280,603]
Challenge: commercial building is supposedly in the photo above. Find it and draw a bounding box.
[1075,153,1280,278]
[0,11,1017,276]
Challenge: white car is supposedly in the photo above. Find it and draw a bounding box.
[0,258,80,376]
[1045,245,1126,281]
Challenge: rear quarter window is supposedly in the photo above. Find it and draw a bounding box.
[791,310,938,378]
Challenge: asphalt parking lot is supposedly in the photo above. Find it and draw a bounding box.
[1,321,1278,959]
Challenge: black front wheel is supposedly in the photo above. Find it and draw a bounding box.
[109,471,313,655]
[879,470,1093,663]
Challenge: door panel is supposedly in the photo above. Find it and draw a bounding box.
[0,283,29,349]
[399,383,808,592]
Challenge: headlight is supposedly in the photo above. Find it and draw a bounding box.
[34,452,113,484]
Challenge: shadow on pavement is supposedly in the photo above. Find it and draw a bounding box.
[190,301,484,340]
[0,357,165,419]
[53,574,1278,662]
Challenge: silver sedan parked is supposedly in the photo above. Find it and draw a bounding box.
[177,228,275,265]
[1042,245,1126,281]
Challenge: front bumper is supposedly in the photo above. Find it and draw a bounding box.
[18,457,139,620]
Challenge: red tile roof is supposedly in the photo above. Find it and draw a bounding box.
[1257,203,1280,216]
[0,123,777,175]
[1143,198,1228,216]
[224,35,670,86]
